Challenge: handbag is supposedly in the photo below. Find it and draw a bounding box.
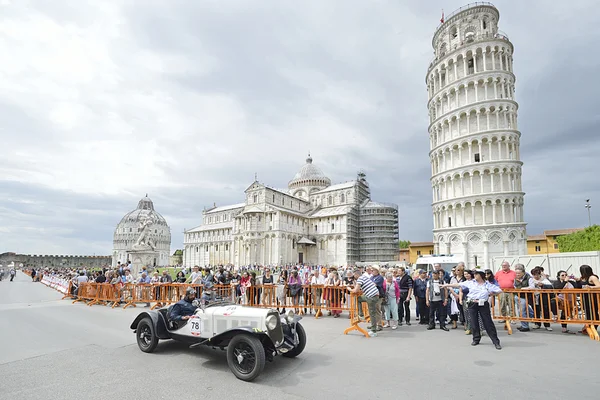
[289,283,302,297]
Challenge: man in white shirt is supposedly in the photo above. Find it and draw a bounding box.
[187,266,202,284]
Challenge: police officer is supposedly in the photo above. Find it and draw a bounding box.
[169,287,198,322]
[443,270,503,350]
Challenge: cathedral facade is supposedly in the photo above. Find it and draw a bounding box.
[183,156,399,267]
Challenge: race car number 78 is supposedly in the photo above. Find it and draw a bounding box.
[190,318,202,336]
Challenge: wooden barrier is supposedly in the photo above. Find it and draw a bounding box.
[28,275,600,342]
[491,288,600,341]
[343,293,371,338]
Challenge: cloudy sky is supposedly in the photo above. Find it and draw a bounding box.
[1,0,598,256]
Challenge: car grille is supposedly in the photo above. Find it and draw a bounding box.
[266,311,283,346]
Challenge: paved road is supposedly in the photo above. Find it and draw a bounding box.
[1,272,599,400]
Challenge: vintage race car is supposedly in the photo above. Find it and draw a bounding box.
[130,299,306,381]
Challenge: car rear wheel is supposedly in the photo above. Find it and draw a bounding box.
[226,334,266,382]
[137,317,159,353]
[283,322,306,358]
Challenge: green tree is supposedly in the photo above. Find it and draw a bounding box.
[556,225,600,252]
[173,249,183,256]
[398,240,411,249]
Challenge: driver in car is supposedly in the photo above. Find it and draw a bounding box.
[169,287,198,321]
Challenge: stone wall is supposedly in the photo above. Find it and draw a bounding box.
[0,252,111,268]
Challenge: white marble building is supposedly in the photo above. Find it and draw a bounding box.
[426,3,527,269]
[183,156,398,267]
[112,196,172,267]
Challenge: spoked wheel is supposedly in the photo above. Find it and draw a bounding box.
[226,334,266,382]
[137,317,159,353]
[283,323,306,358]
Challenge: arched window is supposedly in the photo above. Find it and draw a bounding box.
[340,193,345,203]
[253,194,258,203]
[328,196,333,206]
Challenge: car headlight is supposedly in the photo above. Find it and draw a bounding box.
[286,310,295,324]
[266,314,278,330]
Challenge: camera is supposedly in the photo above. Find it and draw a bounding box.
[434,292,441,296]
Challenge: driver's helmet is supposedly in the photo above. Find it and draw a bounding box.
[185,287,196,297]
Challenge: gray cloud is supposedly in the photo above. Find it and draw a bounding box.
[0,0,599,256]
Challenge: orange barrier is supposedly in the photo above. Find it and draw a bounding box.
[491,288,600,341]
[30,277,600,342]
[343,293,371,338]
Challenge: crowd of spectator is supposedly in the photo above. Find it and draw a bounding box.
[23,260,600,339]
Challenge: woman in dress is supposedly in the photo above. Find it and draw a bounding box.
[325,271,342,318]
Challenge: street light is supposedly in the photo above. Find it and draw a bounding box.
[585,199,592,227]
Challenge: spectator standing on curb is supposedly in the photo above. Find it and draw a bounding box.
[382,272,400,329]
[414,270,429,325]
[350,267,380,337]
[396,267,413,326]
[370,265,385,331]
[494,261,516,324]
[426,270,448,331]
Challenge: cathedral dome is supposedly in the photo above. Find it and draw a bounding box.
[112,195,171,267]
[288,155,331,191]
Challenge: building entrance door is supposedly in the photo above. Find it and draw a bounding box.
[298,252,303,264]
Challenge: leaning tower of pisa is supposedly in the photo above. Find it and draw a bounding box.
[426,3,527,269]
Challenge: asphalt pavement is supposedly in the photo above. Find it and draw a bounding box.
[1,272,599,400]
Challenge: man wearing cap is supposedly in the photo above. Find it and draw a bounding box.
[169,287,198,322]
[350,267,380,337]
[370,265,385,331]
[443,270,503,350]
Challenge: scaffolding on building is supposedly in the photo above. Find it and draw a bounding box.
[359,201,399,262]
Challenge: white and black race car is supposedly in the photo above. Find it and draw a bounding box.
[130,299,306,381]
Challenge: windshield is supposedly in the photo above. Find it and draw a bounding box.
[201,290,236,308]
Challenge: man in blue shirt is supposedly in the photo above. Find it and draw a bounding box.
[413,269,429,325]
[170,287,198,324]
[443,270,503,350]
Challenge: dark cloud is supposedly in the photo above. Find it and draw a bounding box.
[0,0,598,256]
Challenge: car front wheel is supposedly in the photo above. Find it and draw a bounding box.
[283,322,306,358]
[226,334,266,382]
[137,317,159,353]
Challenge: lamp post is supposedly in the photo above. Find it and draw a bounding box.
[585,199,592,227]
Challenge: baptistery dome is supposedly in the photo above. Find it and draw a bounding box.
[288,155,331,198]
[112,195,171,267]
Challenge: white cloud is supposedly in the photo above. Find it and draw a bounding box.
[0,0,599,256]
